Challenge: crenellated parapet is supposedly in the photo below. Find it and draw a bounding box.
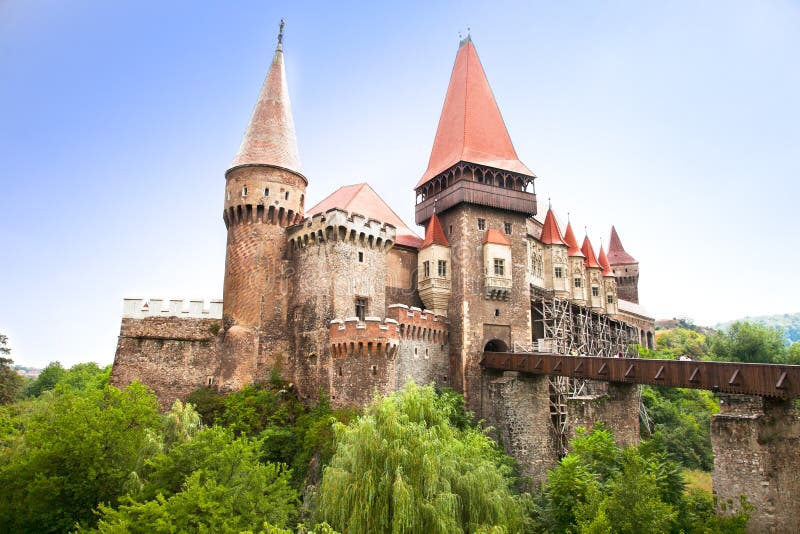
[222,199,304,229]
[329,317,400,357]
[123,298,223,319]
[287,208,396,253]
[387,304,449,344]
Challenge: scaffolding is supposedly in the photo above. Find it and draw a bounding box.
[530,292,640,456]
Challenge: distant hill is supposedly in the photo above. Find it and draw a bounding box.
[715,312,800,345]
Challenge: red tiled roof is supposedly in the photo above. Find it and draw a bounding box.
[229,42,303,178]
[598,246,614,277]
[607,226,637,265]
[484,228,511,246]
[416,37,533,189]
[581,236,601,269]
[421,212,450,248]
[539,208,566,246]
[563,222,584,258]
[306,183,423,248]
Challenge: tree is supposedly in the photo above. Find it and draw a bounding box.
[784,341,800,365]
[655,328,709,360]
[0,382,161,533]
[315,383,532,533]
[0,334,23,404]
[708,321,787,364]
[23,361,66,397]
[89,426,299,533]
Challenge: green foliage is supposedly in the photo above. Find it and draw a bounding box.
[0,382,161,533]
[316,382,532,533]
[23,360,66,397]
[217,383,304,436]
[785,341,800,365]
[716,312,800,345]
[23,360,110,398]
[656,328,709,360]
[90,426,299,533]
[185,386,226,425]
[0,334,24,403]
[708,321,787,364]
[640,386,718,471]
[533,426,748,534]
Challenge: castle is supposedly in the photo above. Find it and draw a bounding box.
[111,26,655,419]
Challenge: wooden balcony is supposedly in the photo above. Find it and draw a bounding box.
[415,180,537,225]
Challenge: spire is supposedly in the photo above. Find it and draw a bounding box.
[563,222,584,257]
[607,226,637,265]
[598,246,614,277]
[540,208,566,246]
[421,212,450,248]
[416,37,533,188]
[581,236,601,269]
[229,20,303,178]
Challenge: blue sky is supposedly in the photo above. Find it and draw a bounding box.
[1,1,798,368]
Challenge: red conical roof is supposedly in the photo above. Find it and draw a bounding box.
[598,246,614,277]
[563,222,584,257]
[540,208,566,246]
[484,228,511,245]
[229,33,303,179]
[421,212,450,248]
[607,226,637,265]
[416,37,533,188]
[307,183,422,248]
[581,236,601,269]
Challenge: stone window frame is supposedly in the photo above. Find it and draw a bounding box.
[504,222,512,235]
[437,259,447,277]
[477,218,486,230]
[493,258,505,277]
[355,296,368,321]
[554,266,564,279]
[423,260,430,278]
[607,294,614,304]
[592,286,600,297]
[574,277,582,288]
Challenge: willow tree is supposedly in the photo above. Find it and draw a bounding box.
[316,383,531,533]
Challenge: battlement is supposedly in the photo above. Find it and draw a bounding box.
[287,208,397,252]
[329,316,400,357]
[122,298,223,319]
[223,202,303,229]
[387,304,448,344]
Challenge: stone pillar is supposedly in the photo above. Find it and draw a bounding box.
[565,382,640,447]
[485,371,559,489]
[711,394,800,533]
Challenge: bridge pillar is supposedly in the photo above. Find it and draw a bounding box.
[565,382,640,447]
[485,371,558,489]
[711,394,800,533]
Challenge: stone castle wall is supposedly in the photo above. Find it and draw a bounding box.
[565,382,640,447]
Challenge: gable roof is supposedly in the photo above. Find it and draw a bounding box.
[306,183,423,248]
[416,37,533,188]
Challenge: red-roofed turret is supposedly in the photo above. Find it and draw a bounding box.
[422,212,450,248]
[598,246,614,277]
[581,236,601,269]
[540,209,566,246]
[563,222,584,257]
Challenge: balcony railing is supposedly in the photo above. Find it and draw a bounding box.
[415,180,537,225]
[418,277,452,291]
[484,275,512,300]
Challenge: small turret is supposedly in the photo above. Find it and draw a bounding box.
[540,208,569,297]
[563,222,586,305]
[598,245,618,316]
[581,236,604,311]
[417,213,451,315]
[607,226,639,304]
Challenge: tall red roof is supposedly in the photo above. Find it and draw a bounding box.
[539,208,566,246]
[484,228,511,246]
[306,183,423,248]
[563,222,584,258]
[421,212,450,248]
[598,246,614,277]
[229,31,303,179]
[416,37,533,188]
[607,226,637,265]
[581,236,601,269]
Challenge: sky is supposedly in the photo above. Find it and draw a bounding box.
[1,1,798,368]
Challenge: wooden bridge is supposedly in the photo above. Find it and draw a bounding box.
[482,352,800,398]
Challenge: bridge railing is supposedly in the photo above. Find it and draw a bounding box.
[482,352,800,398]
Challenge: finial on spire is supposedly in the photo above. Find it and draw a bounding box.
[567,211,570,222]
[277,18,285,47]
[433,197,438,214]
[548,197,551,209]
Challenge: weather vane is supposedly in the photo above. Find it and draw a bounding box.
[278,18,285,45]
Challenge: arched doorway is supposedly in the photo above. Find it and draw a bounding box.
[484,339,509,352]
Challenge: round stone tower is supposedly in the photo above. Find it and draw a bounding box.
[220,21,306,388]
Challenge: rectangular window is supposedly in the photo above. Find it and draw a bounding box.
[355,297,368,321]
[592,287,600,297]
[493,258,505,276]
[554,267,563,279]
[477,218,486,230]
[574,278,582,288]
[437,260,447,277]
[504,222,512,235]
[358,251,364,263]
[423,261,430,278]
[607,294,614,304]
